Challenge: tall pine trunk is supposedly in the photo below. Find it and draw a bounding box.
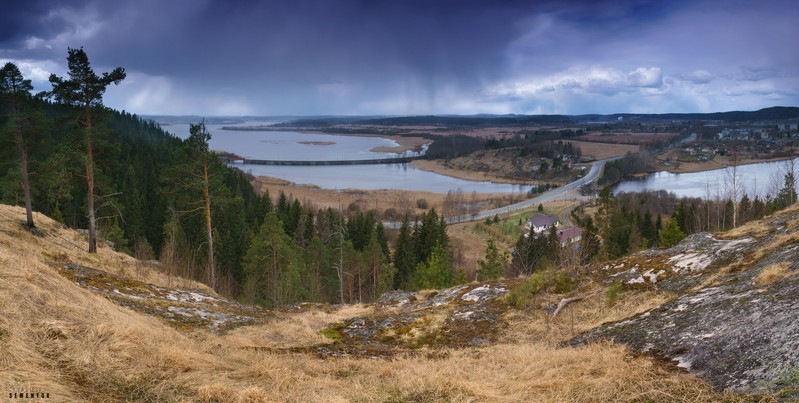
[85,103,97,253]
[203,162,215,289]
[13,103,34,228]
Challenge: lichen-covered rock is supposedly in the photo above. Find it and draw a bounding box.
[60,263,268,332]
[571,208,799,394]
[376,290,416,307]
[596,232,755,292]
[316,280,520,358]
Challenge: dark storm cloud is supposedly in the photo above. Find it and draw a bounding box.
[1,0,797,115]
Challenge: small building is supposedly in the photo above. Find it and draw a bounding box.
[527,214,560,234]
[558,227,582,247]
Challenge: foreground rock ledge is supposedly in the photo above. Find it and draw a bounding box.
[570,208,799,395]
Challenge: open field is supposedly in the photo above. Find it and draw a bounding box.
[557,139,640,160]
[578,131,680,145]
[252,175,448,218]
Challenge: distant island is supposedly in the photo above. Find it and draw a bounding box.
[298,141,335,146]
[222,125,278,131]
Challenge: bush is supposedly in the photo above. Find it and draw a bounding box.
[416,198,428,209]
[506,270,576,310]
[606,281,623,306]
[134,237,155,261]
[347,201,361,214]
[383,208,399,221]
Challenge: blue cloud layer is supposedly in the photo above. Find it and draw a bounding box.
[1,0,797,115]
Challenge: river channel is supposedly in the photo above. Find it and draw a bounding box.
[613,157,799,199]
[161,122,533,194]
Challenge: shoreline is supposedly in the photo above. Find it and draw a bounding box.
[411,160,532,185]
[657,155,799,174]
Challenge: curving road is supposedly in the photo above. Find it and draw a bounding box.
[384,157,616,228]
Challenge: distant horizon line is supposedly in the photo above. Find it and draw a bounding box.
[139,105,799,119]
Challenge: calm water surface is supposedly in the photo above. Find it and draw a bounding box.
[161,121,531,193]
[237,163,533,193]
[613,158,799,199]
[161,122,405,160]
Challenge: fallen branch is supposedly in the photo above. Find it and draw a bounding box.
[551,293,593,318]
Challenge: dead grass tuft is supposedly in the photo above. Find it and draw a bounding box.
[747,232,799,269]
[716,219,772,240]
[755,262,794,287]
[502,285,675,345]
[223,304,373,349]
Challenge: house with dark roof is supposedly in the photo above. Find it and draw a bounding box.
[557,227,582,247]
[527,214,559,234]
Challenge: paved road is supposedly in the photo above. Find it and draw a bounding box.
[384,157,616,228]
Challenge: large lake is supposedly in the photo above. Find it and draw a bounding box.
[161,122,533,193]
[161,122,405,160]
[613,157,799,199]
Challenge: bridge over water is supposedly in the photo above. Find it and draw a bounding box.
[239,156,423,166]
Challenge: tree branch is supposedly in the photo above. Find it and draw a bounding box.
[551,292,593,318]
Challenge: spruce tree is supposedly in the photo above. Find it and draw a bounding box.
[243,211,301,306]
[775,170,798,210]
[659,217,686,248]
[410,245,454,290]
[579,216,600,264]
[393,215,417,289]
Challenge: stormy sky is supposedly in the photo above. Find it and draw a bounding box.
[1,0,797,116]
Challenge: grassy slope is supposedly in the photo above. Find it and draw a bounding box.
[0,203,743,402]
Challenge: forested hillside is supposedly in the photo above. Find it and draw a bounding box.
[1,57,461,304]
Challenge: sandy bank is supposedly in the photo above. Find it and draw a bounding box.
[411,159,533,185]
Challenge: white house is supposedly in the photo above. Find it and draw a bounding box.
[527,214,560,234]
[557,227,582,247]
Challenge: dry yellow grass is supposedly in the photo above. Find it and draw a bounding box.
[715,219,773,240]
[222,304,374,349]
[501,287,676,345]
[745,231,799,270]
[252,175,451,216]
[754,262,794,286]
[0,204,745,401]
[412,158,531,184]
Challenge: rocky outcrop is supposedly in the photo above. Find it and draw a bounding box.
[571,208,799,394]
[60,263,269,332]
[315,280,522,358]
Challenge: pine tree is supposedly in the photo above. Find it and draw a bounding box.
[188,121,218,288]
[0,63,36,228]
[477,240,507,281]
[49,48,126,253]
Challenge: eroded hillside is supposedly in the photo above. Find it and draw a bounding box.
[0,203,779,401]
